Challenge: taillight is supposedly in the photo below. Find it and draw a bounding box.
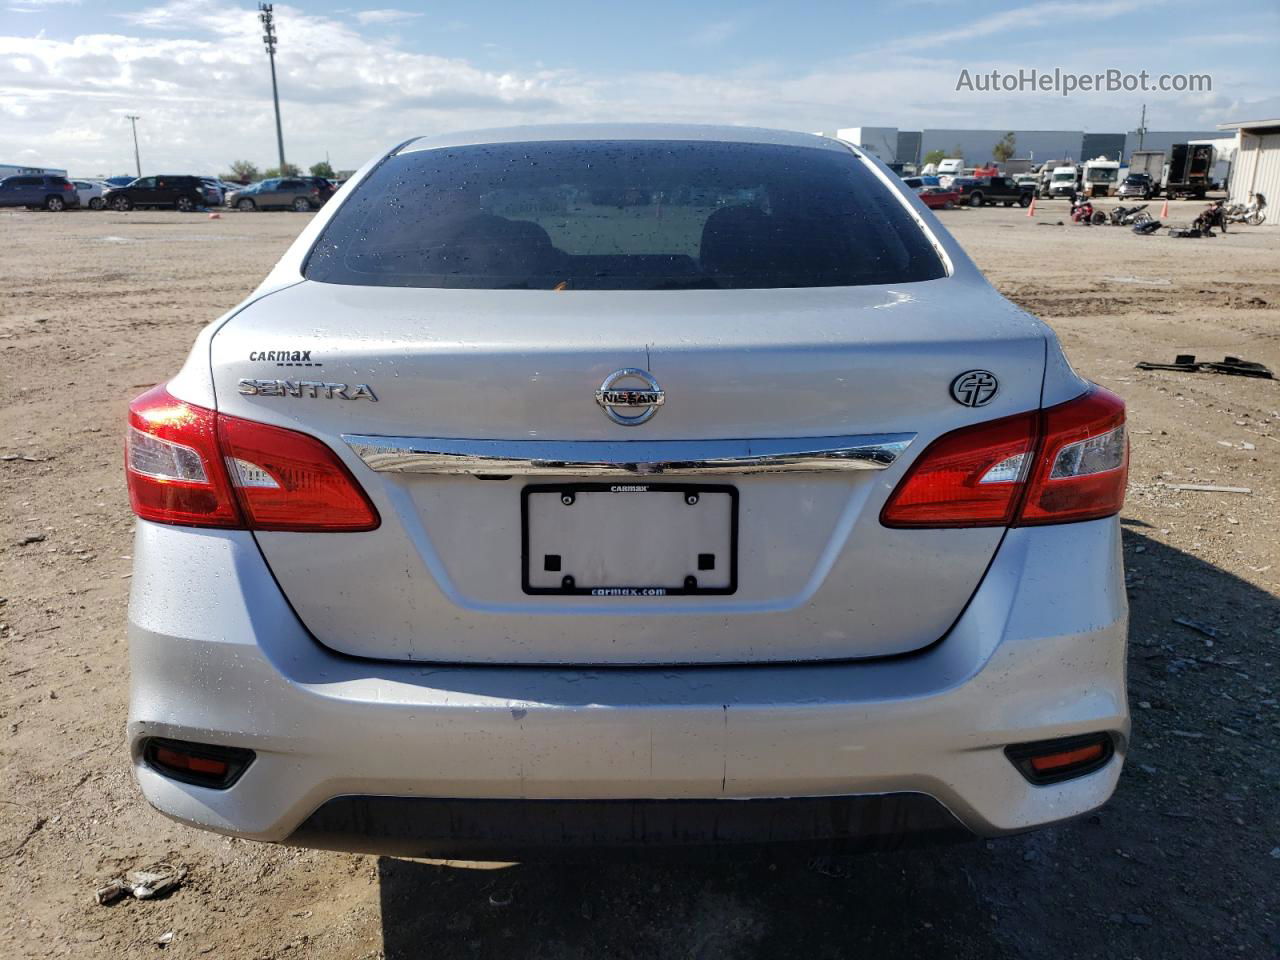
[63,182,74,191]
[878,412,1036,527]
[126,386,379,531]
[1018,387,1127,524]
[882,386,1127,528]
[127,386,241,527]
[218,415,380,531]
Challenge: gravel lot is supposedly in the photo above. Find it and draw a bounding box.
[1,201,1277,959]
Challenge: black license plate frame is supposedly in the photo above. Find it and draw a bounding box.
[520,482,739,597]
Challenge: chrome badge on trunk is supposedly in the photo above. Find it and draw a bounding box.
[595,369,664,425]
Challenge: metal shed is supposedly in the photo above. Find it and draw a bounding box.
[1218,119,1280,215]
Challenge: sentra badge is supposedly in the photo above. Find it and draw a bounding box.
[238,379,378,401]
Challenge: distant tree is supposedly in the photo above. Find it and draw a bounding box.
[309,160,336,178]
[263,162,301,178]
[228,159,260,182]
[923,149,946,166]
[992,132,1017,164]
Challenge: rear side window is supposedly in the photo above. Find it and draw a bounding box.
[305,140,946,290]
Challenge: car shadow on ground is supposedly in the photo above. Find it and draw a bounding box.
[376,526,1280,960]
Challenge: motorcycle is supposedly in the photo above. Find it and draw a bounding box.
[1225,192,1267,226]
[1193,199,1228,234]
[1070,193,1106,225]
[1109,203,1151,226]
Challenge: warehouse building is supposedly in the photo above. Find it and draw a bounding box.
[833,127,901,163]
[827,127,1219,167]
[1218,118,1280,211]
[917,129,1085,166]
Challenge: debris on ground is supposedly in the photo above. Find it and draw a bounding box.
[17,534,46,546]
[1135,355,1275,379]
[1167,483,1252,495]
[95,864,188,906]
[1173,617,1220,640]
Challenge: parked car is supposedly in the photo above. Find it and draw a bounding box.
[227,177,327,211]
[200,178,226,206]
[104,175,138,188]
[299,176,337,204]
[1117,173,1156,200]
[900,176,941,191]
[0,173,81,211]
[125,125,1129,859]
[72,179,108,210]
[918,185,961,209]
[103,175,215,211]
[953,175,1035,207]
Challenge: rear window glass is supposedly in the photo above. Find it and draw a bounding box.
[304,140,945,290]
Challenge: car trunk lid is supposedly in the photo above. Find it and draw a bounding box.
[208,278,1047,665]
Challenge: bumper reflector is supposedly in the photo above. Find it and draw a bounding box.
[1006,733,1114,785]
[143,737,254,789]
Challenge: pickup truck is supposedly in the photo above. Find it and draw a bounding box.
[952,175,1034,207]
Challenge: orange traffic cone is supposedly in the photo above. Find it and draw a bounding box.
[1026,195,1036,217]
[1160,197,1169,219]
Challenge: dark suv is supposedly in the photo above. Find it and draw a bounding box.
[1117,173,1156,200]
[226,177,332,211]
[0,174,81,211]
[953,175,1034,207]
[103,175,219,212]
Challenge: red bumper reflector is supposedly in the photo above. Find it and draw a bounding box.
[1005,733,1114,785]
[143,738,255,789]
[154,745,228,776]
[1029,743,1105,773]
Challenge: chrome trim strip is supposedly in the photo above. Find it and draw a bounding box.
[342,434,915,476]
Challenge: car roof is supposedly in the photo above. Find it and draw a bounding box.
[397,123,850,156]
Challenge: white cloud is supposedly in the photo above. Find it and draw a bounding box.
[889,0,1159,51]
[685,17,745,48]
[353,8,421,26]
[8,0,79,11]
[0,0,1269,176]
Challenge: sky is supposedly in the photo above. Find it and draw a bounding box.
[1,0,1277,176]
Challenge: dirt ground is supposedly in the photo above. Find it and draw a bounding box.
[2,200,1277,959]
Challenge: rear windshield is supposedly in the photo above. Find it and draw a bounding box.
[304,140,945,290]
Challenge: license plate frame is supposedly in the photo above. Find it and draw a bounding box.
[521,482,738,597]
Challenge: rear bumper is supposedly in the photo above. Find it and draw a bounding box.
[289,794,972,859]
[127,516,1128,849]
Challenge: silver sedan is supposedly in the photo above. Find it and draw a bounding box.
[125,124,1129,857]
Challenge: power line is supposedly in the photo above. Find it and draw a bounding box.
[259,3,286,173]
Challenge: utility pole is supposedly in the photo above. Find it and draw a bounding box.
[259,3,286,174]
[126,115,142,178]
[1136,103,1147,152]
